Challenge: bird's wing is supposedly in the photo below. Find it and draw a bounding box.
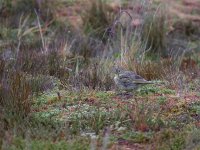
[118,71,137,79]
[132,80,154,84]
[119,78,136,88]
[119,71,153,84]
[118,75,133,83]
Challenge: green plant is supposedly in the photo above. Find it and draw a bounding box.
[185,127,200,150]
[0,0,69,51]
[0,0,12,17]
[27,74,60,94]
[141,6,167,57]
[122,98,164,132]
[188,102,200,114]
[69,104,120,134]
[82,0,114,42]
[122,131,152,143]
[170,135,185,150]
[3,136,89,150]
[3,0,62,22]
[67,58,114,90]
[157,96,167,105]
[155,129,186,150]
[0,71,32,119]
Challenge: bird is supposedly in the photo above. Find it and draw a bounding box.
[113,67,154,94]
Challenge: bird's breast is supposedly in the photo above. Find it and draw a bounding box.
[114,76,119,83]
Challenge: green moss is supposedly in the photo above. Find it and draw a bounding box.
[138,84,175,96]
[95,91,111,100]
[156,129,186,150]
[188,102,200,115]
[157,96,167,105]
[122,131,153,143]
[7,137,89,150]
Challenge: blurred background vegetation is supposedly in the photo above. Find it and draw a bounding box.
[0,0,200,149]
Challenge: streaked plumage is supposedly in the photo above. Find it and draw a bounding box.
[114,68,153,92]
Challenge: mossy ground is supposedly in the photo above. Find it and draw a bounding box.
[9,82,198,149]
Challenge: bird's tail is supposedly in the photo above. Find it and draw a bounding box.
[132,80,154,84]
[132,80,165,84]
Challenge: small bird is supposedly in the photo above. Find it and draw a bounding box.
[113,67,154,93]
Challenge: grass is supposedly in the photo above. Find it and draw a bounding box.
[2,136,90,150]
[0,0,200,149]
[18,84,198,148]
[1,78,200,148]
[82,0,114,42]
[141,6,168,57]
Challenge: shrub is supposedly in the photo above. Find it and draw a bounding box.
[0,71,32,119]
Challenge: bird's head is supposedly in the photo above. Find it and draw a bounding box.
[112,66,124,75]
